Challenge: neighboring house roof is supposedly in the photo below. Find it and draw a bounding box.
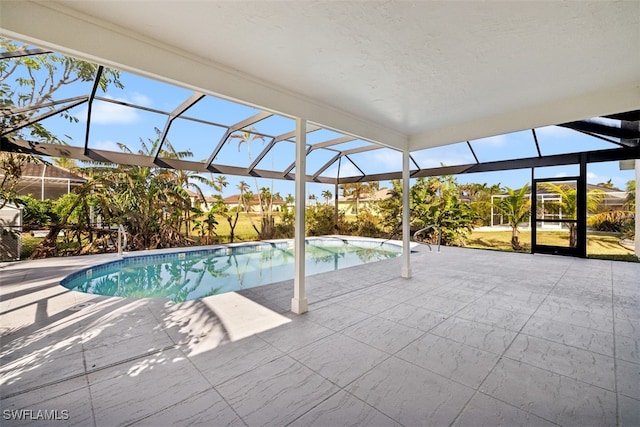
[338,188,392,203]
[3,163,87,183]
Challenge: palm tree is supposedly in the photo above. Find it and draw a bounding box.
[54,157,79,172]
[495,185,531,251]
[539,182,604,248]
[340,182,375,215]
[624,180,635,212]
[460,182,502,226]
[321,189,333,204]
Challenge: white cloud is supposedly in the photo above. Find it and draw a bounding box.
[471,134,507,148]
[322,161,361,178]
[130,92,152,107]
[364,149,403,171]
[75,92,153,125]
[411,150,474,168]
[535,125,571,138]
[91,139,121,152]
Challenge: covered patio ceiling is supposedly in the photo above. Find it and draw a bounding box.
[0,48,638,185]
[1,1,639,158]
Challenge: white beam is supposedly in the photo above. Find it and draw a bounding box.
[409,82,640,151]
[0,0,408,151]
[401,150,411,278]
[292,118,308,314]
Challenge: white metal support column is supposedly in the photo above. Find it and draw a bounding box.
[291,117,308,314]
[401,150,412,278]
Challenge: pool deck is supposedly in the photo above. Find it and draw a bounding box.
[1,245,638,426]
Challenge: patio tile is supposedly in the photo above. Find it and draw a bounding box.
[616,358,640,400]
[187,335,284,386]
[520,315,614,356]
[615,314,640,338]
[455,303,531,332]
[543,294,612,315]
[472,294,542,315]
[615,334,640,364]
[289,390,401,427]
[430,316,517,354]
[359,283,422,303]
[452,392,556,427]
[530,303,614,333]
[88,348,211,427]
[83,327,175,370]
[505,334,615,391]
[386,276,446,294]
[614,292,640,311]
[615,302,640,323]
[428,286,487,303]
[341,315,424,354]
[347,356,474,426]
[216,355,338,427]
[0,377,92,427]
[2,246,637,426]
[612,263,640,282]
[302,302,372,331]
[152,300,229,348]
[619,395,640,427]
[256,318,334,353]
[0,346,85,396]
[396,333,500,388]
[290,333,388,387]
[481,358,617,427]
[405,293,471,315]
[131,388,244,427]
[332,293,400,315]
[377,303,448,332]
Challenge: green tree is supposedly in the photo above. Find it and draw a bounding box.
[379,176,475,246]
[340,182,375,215]
[16,195,57,229]
[624,180,635,212]
[1,39,123,208]
[460,182,502,226]
[192,207,218,245]
[321,189,333,204]
[539,182,604,248]
[494,185,531,251]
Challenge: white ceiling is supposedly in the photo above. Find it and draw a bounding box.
[1,1,639,152]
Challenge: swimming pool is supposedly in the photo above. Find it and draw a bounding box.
[61,237,402,302]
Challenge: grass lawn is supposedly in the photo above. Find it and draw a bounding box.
[467,229,638,262]
[20,234,43,259]
[212,213,262,242]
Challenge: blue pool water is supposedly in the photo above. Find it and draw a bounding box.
[62,238,402,302]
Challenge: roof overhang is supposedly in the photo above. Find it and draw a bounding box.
[1,0,638,151]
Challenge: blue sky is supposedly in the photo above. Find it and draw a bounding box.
[15,58,636,199]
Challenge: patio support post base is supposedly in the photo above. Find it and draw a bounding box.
[291,297,308,314]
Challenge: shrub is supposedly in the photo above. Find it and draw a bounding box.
[588,210,634,233]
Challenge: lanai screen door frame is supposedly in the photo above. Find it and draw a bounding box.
[531,157,587,258]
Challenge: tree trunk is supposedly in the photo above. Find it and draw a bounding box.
[511,227,521,251]
[569,225,577,248]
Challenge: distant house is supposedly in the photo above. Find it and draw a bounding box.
[490,181,630,227]
[1,163,86,200]
[337,188,392,214]
[222,194,285,213]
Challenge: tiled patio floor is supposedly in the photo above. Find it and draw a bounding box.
[1,245,638,426]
